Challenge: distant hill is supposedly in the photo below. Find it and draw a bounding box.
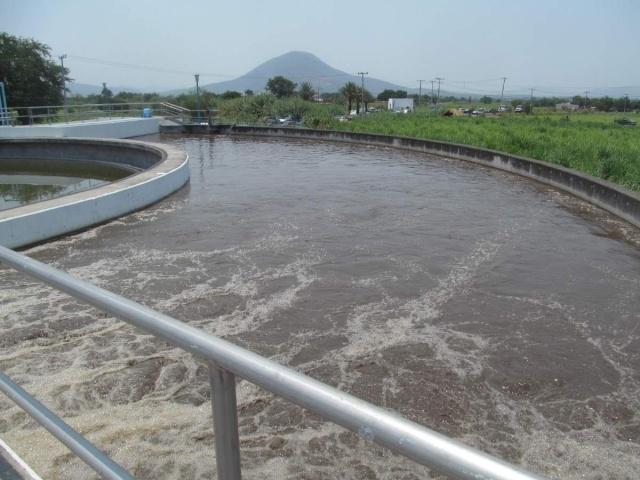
[69,83,177,96]
[180,51,409,96]
[68,83,145,96]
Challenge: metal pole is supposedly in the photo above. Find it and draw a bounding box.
[435,77,443,109]
[209,363,242,480]
[357,72,367,115]
[530,88,535,114]
[500,77,507,105]
[0,81,7,126]
[194,74,200,123]
[0,370,134,480]
[59,54,67,122]
[0,245,546,480]
[417,80,424,107]
[430,80,435,108]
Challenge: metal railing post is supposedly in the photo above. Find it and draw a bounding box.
[209,363,242,480]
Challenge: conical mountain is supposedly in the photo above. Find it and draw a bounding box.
[199,51,407,95]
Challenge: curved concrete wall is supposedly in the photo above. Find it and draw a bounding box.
[0,137,189,249]
[0,118,160,139]
[222,126,640,230]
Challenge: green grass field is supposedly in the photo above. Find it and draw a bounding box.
[331,109,640,191]
[215,95,640,191]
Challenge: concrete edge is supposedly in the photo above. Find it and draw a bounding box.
[216,126,640,230]
[0,117,159,139]
[0,437,43,480]
[0,137,190,249]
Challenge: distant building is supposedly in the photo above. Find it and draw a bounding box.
[388,98,414,112]
[555,102,580,112]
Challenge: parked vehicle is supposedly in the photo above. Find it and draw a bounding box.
[278,115,301,126]
[514,105,524,113]
[614,118,637,126]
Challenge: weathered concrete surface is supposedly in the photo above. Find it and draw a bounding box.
[204,125,640,230]
[0,137,189,249]
[0,118,160,139]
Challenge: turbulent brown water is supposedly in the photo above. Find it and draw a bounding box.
[1,134,639,479]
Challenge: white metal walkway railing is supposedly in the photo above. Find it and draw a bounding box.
[0,245,546,480]
[0,102,217,126]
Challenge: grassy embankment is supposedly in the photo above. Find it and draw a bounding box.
[216,96,640,191]
[334,110,640,191]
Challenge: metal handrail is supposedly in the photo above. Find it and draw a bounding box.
[0,244,546,480]
[0,371,134,480]
[1,102,218,126]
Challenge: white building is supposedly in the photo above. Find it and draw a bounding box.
[388,98,414,112]
[555,102,580,112]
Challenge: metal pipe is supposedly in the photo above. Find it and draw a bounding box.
[0,370,134,480]
[209,364,242,479]
[0,245,546,480]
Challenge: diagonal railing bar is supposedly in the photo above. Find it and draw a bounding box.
[0,244,546,480]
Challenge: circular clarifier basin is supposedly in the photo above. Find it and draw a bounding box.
[0,134,638,479]
[0,158,136,211]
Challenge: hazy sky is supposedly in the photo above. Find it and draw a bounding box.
[3,0,639,95]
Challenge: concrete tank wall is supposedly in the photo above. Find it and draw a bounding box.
[221,126,640,230]
[0,137,189,249]
[0,118,159,139]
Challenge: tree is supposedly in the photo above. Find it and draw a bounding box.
[377,89,407,101]
[299,82,315,101]
[100,82,113,103]
[221,90,242,99]
[480,96,493,104]
[0,33,70,117]
[244,89,254,96]
[340,82,359,113]
[266,76,296,98]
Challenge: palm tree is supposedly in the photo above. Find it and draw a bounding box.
[340,82,358,114]
[299,82,315,101]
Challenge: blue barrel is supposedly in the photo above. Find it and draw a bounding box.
[142,107,152,118]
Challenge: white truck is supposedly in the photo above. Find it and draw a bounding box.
[388,98,414,113]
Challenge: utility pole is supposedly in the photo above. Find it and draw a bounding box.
[500,77,507,105]
[624,93,629,113]
[194,74,200,122]
[435,77,443,109]
[529,88,535,114]
[59,54,67,120]
[430,80,435,108]
[583,90,589,109]
[417,79,425,107]
[357,72,368,115]
[0,81,7,126]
